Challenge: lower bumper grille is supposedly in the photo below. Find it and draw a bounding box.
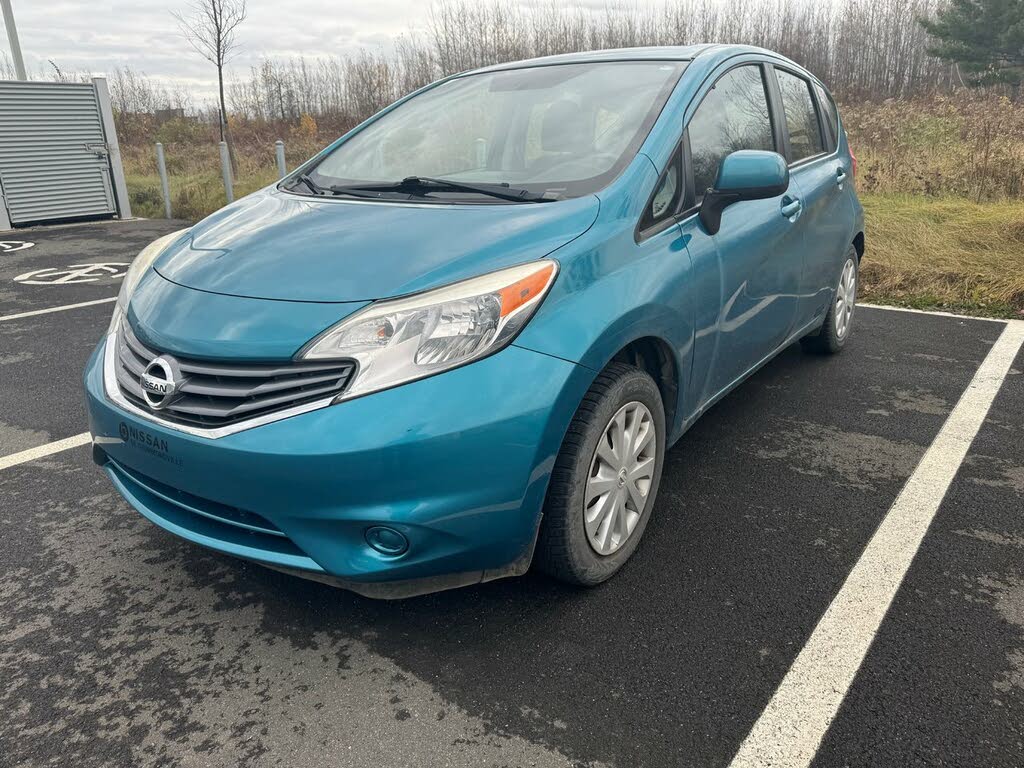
[107,458,310,562]
[112,458,284,537]
[114,320,355,429]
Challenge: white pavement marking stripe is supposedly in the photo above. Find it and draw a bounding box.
[0,296,116,322]
[0,433,92,471]
[730,319,1024,768]
[860,302,1008,324]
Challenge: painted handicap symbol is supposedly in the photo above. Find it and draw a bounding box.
[14,262,129,285]
[0,241,35,253]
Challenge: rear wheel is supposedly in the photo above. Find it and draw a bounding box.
[535,363,666,586]
[802,245,858,354]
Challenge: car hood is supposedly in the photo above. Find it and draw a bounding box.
[155,188,600,302]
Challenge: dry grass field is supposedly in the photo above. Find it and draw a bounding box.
[844,94,1024,316]
[860,195,1024,316]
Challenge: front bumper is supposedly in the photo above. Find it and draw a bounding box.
[85,338,590,598]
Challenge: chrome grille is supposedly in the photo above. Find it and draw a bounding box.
[114,320,355,429]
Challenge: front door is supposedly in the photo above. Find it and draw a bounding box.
[680,63,805,408]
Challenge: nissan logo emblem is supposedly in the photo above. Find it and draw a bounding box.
[140,355,182,411]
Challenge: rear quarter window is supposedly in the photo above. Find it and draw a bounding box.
[814,83,839,148]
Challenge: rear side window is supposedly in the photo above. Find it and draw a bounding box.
[688,65,775,201]
[814,82,839,147]
[775,69,825,162]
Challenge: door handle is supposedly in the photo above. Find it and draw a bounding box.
[781,196,802,219]
[84,143,109,159]
[835,167,847,186]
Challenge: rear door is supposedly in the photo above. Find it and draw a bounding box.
[678,61,805,409]
[769,67,853,326]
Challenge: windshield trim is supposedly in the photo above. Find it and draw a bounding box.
[281,60,688,205]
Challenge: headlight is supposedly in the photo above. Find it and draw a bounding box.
[108,228,190,333]
[300,260,558,399]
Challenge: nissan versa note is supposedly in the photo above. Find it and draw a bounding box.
[85,44,863,598]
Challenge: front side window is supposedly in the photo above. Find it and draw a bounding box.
[687,65,775,202]
[306,61,685,202]
[776,69,825,162]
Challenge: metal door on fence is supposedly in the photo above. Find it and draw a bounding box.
[0,80,119,226]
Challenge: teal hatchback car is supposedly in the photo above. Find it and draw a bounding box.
[85,45,863,598]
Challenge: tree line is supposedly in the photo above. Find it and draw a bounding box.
[226,0,955,130]
[0,0,1003,141]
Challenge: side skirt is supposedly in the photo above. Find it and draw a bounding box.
[669,314,825,447]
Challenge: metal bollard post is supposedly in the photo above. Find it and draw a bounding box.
[275,140,287,178]
[219,141,234,203]
[155,142,172,219]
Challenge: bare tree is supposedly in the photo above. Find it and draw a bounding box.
[172,0,246,175]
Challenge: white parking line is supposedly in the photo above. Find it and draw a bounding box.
[730,318,1024,768]
[860,302,1009,323]
[0,432,92,471]
[0,297,117,323]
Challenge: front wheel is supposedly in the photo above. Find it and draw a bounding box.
[802,246,858,354]
[535,363,666,586]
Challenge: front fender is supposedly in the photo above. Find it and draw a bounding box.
[514,242,694,437]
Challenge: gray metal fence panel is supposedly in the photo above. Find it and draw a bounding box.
[0,80,118,225]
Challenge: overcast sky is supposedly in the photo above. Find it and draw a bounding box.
[2,1,437,96]
[1,1,652,100]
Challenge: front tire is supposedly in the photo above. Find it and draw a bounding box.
[802,246,858,354]
[535,363,666,586]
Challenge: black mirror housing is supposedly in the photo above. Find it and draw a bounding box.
[698,150,789,235]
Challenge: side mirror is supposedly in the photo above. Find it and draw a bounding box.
[698,150,789,235]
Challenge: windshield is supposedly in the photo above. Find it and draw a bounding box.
[302,61,686,202]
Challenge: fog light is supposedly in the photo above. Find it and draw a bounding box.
[365,526,408,556]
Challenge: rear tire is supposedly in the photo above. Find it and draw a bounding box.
[535,362,666,586]
[802,245,858,355]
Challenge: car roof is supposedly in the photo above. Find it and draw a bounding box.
[471,45,709,72]
[467,44,796,73]
[464,44,822,89]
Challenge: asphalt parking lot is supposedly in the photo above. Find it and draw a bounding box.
[1,219,1023,768]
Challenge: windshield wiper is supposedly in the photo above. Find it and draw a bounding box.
[329,176,555,203]
[326,183,407,200]
[289,174,393,200]
[289,173,324,195]
[399,176,555,203]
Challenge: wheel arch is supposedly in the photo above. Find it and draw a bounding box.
[852,231,864,261]
[607,335,680,435]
